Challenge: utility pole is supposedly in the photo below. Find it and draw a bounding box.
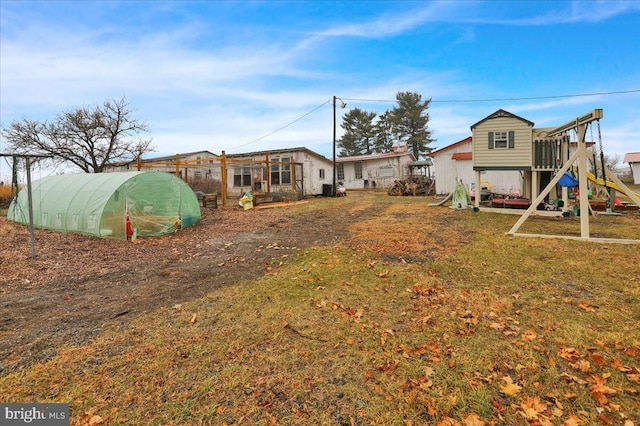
[332,96,346,197]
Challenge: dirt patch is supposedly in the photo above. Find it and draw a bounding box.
[0,199,357,374]
[0,194,464,375]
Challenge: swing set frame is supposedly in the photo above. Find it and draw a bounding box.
[507,109,640,244]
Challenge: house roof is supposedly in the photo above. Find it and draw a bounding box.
[335,150,415,163]
[624,152,640,163]
[470,109,534,130]
[227,146,330,163]
[427,136,472,157]
[141,150,218,163]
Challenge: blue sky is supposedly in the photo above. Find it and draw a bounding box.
[1,0,639,175]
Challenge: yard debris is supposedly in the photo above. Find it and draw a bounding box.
[239,191,254,210]
[388,176,435,196]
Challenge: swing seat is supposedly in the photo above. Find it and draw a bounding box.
[557,172,578,188]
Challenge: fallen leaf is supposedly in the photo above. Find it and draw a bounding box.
[578,301,596,312]
[462,413,486,426]
[437,417,461,426]
[591,353,607,366]
[560,373,587,385]
[500,376,522,396]
[562,414,583,426]
[570,360,591,373]
[189,313,197,324]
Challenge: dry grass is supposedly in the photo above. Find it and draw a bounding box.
[1,192,639,425]
[0,183,17,209]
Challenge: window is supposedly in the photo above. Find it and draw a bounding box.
[489,131,515,149]
[494,132,508,149]
[234,167,251,186]
[281,162,291,184]
[354,162,363,179]
[337,164,344,180]
[319,169,325,179]
[271,160,280,185]
[270,157,291,185]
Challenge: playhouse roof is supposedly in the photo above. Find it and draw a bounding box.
[7,172,201,240]
[470,109,534,130]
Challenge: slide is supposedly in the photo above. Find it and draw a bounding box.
[428,192,453,207]
[586,171,640,207]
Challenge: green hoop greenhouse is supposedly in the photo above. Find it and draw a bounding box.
[7,172,201,240]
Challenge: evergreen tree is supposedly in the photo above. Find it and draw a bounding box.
[337,108,377,156]
[373,111,395,153]
[387,91,435,159]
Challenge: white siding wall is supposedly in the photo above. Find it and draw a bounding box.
[483,170,523,195]
[432,139,523,195]
[339,156,412,190]
[631,163,640,185]
[431,140,473,194]
[302,153,332,195]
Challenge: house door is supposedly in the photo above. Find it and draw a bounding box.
[294,163,303,196]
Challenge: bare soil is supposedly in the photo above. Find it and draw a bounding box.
[0,197,370,376]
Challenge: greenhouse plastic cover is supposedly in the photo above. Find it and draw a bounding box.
[8,171,201,240]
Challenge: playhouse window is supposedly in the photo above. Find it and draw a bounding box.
[494,132,508,149]
[489,131,515,149]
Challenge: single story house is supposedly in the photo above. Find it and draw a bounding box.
[623,152,640,184]
[226,147,333,197]
[335,144,416,190]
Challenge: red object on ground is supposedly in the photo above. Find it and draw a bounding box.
[491,198,531,209]
[126,214,133,240]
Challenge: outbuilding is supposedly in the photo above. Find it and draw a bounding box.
[8,172,201,240]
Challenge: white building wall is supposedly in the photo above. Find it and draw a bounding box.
[338,156,412,190]
[630,163,640,185]
[302,153,332,195]
[431,139,473,194]
[431,139,523,195]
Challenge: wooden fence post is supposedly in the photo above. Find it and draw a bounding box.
[221,151,227,207]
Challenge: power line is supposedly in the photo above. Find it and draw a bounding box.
[343,89,640,104]
[227,89,639,150]
[227,100,331,153]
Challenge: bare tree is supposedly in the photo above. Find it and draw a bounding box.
[3,97,154,173]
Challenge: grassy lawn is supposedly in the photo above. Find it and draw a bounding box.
[1,192,639,425]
